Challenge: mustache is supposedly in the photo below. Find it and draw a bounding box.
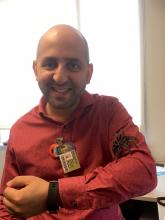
[47,80,74,89]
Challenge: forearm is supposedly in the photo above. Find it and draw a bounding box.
[58,151,157,210]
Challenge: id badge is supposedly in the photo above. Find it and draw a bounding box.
[49,138,80,173]
[59,149,80,173]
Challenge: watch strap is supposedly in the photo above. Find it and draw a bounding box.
[47,180,59,213]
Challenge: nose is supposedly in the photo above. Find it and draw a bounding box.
[52,65,68,84]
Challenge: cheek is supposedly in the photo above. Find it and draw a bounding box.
[70,74,88,87]
[37,75,52,92]
[36,70,51,83]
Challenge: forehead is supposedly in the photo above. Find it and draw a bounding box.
[37,31,87,62]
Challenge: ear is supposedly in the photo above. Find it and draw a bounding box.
[33,60,38,80]
[86,63,93,84]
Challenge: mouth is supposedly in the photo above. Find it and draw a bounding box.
[51,86,72,94]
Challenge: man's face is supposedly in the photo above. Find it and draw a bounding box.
[33,32,93,112]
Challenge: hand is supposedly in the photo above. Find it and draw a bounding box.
[3,176,49,218]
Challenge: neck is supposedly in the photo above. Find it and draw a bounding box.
[45,102,79,123]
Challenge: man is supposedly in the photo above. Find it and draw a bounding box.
[0,24,157,220]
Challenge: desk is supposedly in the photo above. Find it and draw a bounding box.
[135,175,165,220]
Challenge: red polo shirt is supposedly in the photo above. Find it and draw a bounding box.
[0,91,157,220]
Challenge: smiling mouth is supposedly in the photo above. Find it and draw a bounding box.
[51,87,72,94]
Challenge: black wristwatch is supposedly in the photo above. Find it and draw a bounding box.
[47,180,60,213]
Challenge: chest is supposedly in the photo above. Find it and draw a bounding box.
[12,114,113,179]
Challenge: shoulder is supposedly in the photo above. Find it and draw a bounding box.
[92,93,121,110]
[10,105,39,133]
[89,93,130,120]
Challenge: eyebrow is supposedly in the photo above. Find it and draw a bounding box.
[42,56,81,63]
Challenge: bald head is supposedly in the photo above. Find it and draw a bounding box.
[36,24,90,63]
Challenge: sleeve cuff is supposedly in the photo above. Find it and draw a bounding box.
[58,175,87,209]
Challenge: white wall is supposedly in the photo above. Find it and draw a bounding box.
[143,0,165,162]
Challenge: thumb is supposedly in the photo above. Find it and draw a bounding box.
[7,176,36,188]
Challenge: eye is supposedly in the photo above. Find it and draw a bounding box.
[67,61,81,72]
[42,58,57,70]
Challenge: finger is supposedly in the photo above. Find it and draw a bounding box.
[3,193,27,219]
[3,196,24,217]
[7,176,35,188]
[7,208,22,218]
[3,187,21,204]
[3,196,17,211]
[7,207,25,219]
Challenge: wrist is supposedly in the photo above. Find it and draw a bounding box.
[47,180,60,213]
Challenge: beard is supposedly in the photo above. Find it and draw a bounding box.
[38,80,86,110]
